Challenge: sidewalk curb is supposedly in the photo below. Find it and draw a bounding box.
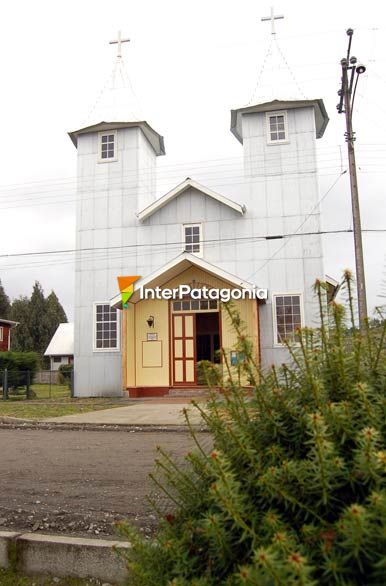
[0,416,31,424]
[0,531,19,569]
[0,419,208,432]
[0,530,129,584]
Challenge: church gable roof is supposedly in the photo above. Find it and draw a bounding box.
[137,178,246,222]
[110,252,261,307]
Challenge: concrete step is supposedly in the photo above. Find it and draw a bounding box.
[168,388,210,397]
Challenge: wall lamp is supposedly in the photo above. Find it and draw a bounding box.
[146,315,155,328]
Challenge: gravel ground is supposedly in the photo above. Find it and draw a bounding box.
[0,428,209,538]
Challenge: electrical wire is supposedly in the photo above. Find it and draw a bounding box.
[1,165,384,212]
[0,144,348,198]
[0,168,355,212]
[246,169,349,281]
[0,143,365,206]
[1,228,384,273]
[0,141,384,200]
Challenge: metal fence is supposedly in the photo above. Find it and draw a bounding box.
[0,369,74,400]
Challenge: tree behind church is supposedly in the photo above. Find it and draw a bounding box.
[10,297,34,351]
[46,290,68,340]
[0,279,11,318]
[10,282,67,359]
[28,282,52,356]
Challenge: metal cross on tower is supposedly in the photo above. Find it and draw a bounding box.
[109,30,130,59]
[261,6,284,35]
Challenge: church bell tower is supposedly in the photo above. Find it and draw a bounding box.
[69,33,165,397]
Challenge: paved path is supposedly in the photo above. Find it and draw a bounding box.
[44,400,204,426]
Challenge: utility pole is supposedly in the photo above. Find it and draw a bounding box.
[337,28,368,328]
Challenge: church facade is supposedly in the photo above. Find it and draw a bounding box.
[70,99,329,397]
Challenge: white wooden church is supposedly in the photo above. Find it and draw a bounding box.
[70,25,331,397]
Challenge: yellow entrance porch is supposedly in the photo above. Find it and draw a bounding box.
[112,253,263,398]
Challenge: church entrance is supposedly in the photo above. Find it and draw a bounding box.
[171,303,221,386]
[196,312,220,364]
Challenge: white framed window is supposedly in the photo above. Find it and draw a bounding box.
[183,224,202,256]
[272,293,303,346]
[0,327,3,342]
[93,303,120,352]
[98,131,117,162]
[266,111,289,144]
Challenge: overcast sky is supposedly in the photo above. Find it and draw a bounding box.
[0,0,385,320]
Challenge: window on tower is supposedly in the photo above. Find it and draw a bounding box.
[266,111,288,144]
[98,131,117,161]
[93,303,120,351]
[183,224,202,256]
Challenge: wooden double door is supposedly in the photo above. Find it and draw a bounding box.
[172,312,221,386]
[172,313,196,385]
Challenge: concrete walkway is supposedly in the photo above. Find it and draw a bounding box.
[44,400,204,426]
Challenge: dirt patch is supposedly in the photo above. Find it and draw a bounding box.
[0,428,210,538]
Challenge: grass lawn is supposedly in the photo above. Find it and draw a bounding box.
[0,393,130,419]
[0,381,133,420]
[6,384,71,401]
[31,384,71,400]
[0,399,126,419]
[0,566,106,585]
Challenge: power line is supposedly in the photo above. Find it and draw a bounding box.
[1,228,384,273]
[1,155,385,211]
[0,141,384,202]
[2,166,383,213]
[1,227,384,265]
[0,144,367,202]
[0,147,347,198]
[246,169,348,281]
[1,151,385,207]
[0,165,357,211]
[0,140,384,197]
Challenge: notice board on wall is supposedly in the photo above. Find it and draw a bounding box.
[142,340,162,367]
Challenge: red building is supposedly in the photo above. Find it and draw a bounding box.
[0,319,18,352]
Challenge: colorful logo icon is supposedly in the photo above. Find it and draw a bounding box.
[117,276,141,308]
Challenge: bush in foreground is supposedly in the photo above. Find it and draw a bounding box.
[120,274,386,585]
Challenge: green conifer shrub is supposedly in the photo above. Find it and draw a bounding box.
[0,351,39,374]
[0,351,39,391]
[120,273,386,585]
